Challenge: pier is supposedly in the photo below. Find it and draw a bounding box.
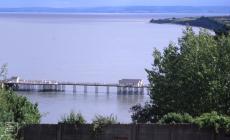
[2,78,150,94]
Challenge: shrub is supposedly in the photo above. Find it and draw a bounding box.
[158,112,193,124]
[131,103,158,123]
[59,111,86,124]
[1,89,41,125]
[0,122,19,140]
[0,88,41,139]
[158,112,230,134]
[0,102,14,123]
[0,123,13,140]
[91,114,118,136]
[194,111,230,133]
[0,65,40,139]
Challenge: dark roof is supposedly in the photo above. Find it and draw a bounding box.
[119,79,142,83]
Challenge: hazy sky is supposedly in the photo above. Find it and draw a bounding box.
[0,0,230,8]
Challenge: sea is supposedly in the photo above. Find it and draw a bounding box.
[0,13,223,123]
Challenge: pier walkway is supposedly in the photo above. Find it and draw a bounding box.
[2,79,150,94]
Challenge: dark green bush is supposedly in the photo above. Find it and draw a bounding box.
[0,88,41,139]
[131,103,158,123]
[158,111,230,134]
[91,114,118,136]
[194,111,230,133]
[0,122,19,140]
[158,112,193,124]
[59,111,86,124]
[1,89,41,125]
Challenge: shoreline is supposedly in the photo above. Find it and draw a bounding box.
[0,12,229,22]
[150,16,230,35]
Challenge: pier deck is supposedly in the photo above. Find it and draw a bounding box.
[2,80,150,94]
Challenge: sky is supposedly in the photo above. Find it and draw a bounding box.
[0,0,230,8]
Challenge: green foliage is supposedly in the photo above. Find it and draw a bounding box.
[194,111,230,133]
[156,112,230,134]
[0,123,13,140]
[131,27,230,123]
[0,122,19,140]
[59,111,86,124]
[0,64,40,139]
[91,114,118,136]
[158,113,193,124]
[1,89,41,125]
[131,103,157,123]
[0,88,41,139]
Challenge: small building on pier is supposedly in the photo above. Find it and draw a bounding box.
[119,79,144,87]
[118,79,144,94]
[7,76,20,83]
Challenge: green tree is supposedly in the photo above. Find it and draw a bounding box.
[0,88,41,140]
[131,27,230,123]
[0,64,41,139]
[1,89,41,124]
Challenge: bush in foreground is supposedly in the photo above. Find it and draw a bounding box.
[0,88,41,139]
[158,112,193,124]
[91,114,118,136]
[59,111,86,124]
[194,111,230,133]
[157,112,230,134]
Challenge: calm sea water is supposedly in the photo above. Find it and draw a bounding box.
[0,13,205,123]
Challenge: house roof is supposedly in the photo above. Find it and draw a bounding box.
[119,79,142,83]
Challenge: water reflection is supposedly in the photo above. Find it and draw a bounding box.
[17,91,148,123]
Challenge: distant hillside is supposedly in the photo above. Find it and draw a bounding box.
[0,6,230,13]
[150,16,230,35]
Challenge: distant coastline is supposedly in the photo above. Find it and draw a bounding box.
[0,12,229,22]
[150,16,230,35]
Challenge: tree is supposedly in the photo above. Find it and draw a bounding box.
[131,27,230,123]
[0,64,40,139]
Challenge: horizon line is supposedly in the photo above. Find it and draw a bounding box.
[1,5,230,8]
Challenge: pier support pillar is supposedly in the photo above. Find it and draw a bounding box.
[57,85,61,92]
[123,87,128,94]
[140,87,144,94]
[42,85,45,92]
[84,86,88,93]
[37,85,40,92]
[95,86,99,93]
[117,87,121,94]
[106,86,110,94]
[61,85,65,92]
[128,87,133,93]
[32,85,36,91]
[134,87,138,94]
[73,85,77,93]
[48,85,51,91]
[54,85,58,92]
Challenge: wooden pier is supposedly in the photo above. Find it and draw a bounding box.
[3,79,150,94]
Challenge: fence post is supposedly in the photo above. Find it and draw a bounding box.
[57,123,62,140]
[131,124,138,140]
